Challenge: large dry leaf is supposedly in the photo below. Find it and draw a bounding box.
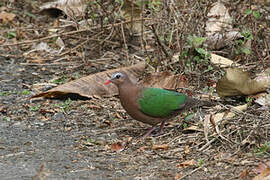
[211,104,248,126]
[210,54,240,67]
[205,2,242,50]
[255,93,270,110]
[216,68,270,97]
[32,62,145,99]
[40,0,86,18]
[253,168,270,180]
[141,71,188,90]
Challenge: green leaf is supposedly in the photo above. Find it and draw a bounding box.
[241,47,251,55]
[188,35,206,48]
[253,11,260,19]
[244,9,252,15]
[7,31,16,39]
[185,113,195,121]
[195,48,207,56]
[24,11,37,19]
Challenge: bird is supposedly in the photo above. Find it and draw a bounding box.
[105,71,209,138]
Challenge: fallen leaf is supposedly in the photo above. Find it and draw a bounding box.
[205,2,242,49]
[210,54,240,67]
[138,146,148,152]
[40,0,86,18]
[177,159,195,169]
[174,173,182,180]
[253,168,270,180]
[31,62,145,99]
[211,104,248,125]
[0,12,16,23]
[111,142,125,152]
[183,125,203,132]
[216,68,270,97]
[152,144,169,150]
[184,145,190,154]
[253,161,270,174]
[141,71,188,90]
[240,169,249,179]
[24,42,58,56]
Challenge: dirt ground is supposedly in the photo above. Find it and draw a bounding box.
[0,0,270,180]
[0,53,269,180]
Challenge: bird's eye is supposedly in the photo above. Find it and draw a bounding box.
[116,74,121,79]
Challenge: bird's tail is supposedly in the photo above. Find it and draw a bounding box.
[185,97,217,110]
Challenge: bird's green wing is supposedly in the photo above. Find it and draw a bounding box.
[137,88,188,118]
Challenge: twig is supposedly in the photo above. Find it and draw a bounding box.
[179,166,203,180]
[150,24,170,59]
[1,18,152,47]
[120,22,129,61]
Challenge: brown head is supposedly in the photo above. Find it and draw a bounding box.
[104,71,131,87]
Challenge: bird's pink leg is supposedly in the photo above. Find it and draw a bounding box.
[142,121,166,138]
[158,121,165,134]
[142,125,157,138]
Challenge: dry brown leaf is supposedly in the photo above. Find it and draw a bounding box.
[174,173,182,180]
[0,12,16,23]
[253,161,270,174]
[40,0,86,18]
[177,159,195,169]
[183,125,203,132]
[152,144,169,150]
[111,142,125,152]
[240,169,249,179]
[141,71,188,90]
[216,68,270,97]
[32,62,145,99]
[205,2,242,49]
[138,146,148,152]
[210,114,217,134]
[184,145,190,154]
[212,104,248,125]
[253,168,270,180]
[210,54,240,67]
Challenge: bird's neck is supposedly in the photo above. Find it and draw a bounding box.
[118,81,139,99]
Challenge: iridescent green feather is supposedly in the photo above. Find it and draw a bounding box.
[137,88,187,118]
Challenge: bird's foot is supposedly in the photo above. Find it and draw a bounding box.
[141,126,157,139]
[142,121,166,138]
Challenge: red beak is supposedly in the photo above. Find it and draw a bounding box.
[104,80,112,85]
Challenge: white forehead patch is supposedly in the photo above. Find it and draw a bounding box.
[111,72,124,79]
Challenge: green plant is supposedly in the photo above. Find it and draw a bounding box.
[181,35,211,70]
[234,30,253,55]
[183,123,188,129]
[19,89,31,95]
[187,35,206,48]
[0,91,12,96]
[24,11,37,19]
[245,97,252,103]
[55,98,72,113]
[30,105,40,111]
[3,117,11,122]
[185,113,195,121]
[6,31,16,39]
[197,159,203,167]
[52,75,67,85]
[244,9,261,19]
[254,142,270,156]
